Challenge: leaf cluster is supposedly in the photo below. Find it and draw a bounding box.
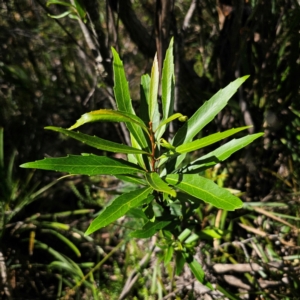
[20,39,263,284]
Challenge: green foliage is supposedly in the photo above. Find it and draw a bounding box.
[21,40,262,285]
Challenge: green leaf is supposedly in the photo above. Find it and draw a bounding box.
[41,229,81,257]
[173,76,249,146]
[156,38,175,139]
[165,174,243,210]
[46,126,150,155]
[85,188,154,235]
[126,207,148,221]
[149,54,159,128]
[115,174,147,186]
[130,219,171,238]
[130,135,148,170]
[181,133,264,173]
[175,126,251,154]
[159,138,176,151]
[145,172,176,197]
[164,246,174,265]
[175,252,185,275]
[47,11,71,19]
[73,0,86,19]
[169,76,249,169]
[47,0,75,8]
[140,74,151,124]
[183,252,205,283]
[161,38,175,120]
[68,109,148,134]
[112,48,150,150]
[199,228,224,239]
[155,113,187,135]
[20,154,146,175]
[112,48,134,114]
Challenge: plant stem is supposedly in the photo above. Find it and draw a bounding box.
[148,121,157,172]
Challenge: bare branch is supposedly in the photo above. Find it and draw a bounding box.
[213,263,262,273]
[117,0,156,57]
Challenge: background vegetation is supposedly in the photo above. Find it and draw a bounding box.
[0,0,299,299]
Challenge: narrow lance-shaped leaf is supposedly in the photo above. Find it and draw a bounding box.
[46,126,150,155]
[182,252,205,283]
[47,0,75,8]
[111,47,134,114]
[165,174,243,210]
[149,53,160,130]
[68,109,149,134]
[180,133,264,173]
[73,0,86,19]
[175,126,251,154]
[156,38,175,139]
[161,38,174,120]
[115,174,147,186]
[130,134,148,170]
[165,76,249,171]
[173,76,250,146]
[85,187,154,235]
[145,172,176,197]
[139,74,150,125]
[20,154,146,176]
[42,228,81,257]
[112,48,150,150]
[154,113,188,134]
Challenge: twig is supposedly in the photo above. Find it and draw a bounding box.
[213,263,262,273]
[224,275,251,290]
[182,0,197,31]
[118,244,155,300]
[63,239,126,299]
[0,249,12,299]
[253,206,299,233]
[161,278,197,300]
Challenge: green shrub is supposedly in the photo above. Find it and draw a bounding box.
[21,39,262,285]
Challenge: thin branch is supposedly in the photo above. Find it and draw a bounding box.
[0,250,12,299]
[118,245,155,300]
[213,263,262,273]
[182,0,197,31]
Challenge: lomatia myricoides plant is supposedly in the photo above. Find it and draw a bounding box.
[21,39,263,283]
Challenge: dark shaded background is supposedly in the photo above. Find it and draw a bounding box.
[0,0,299,299]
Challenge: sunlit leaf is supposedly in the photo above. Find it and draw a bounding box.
[45,126,150,155]
[68,109,148,133]
[149,54,159,129]
[140,74,150,124]
[20,154,146,175]
[161,38,174,120]
[145,172,176,197]
[85,187,153,235]
[181,133,264,173]
[156,38,175,139]
[165,174,243,210]
[175,126,251,154]
[130,135,148,170]
[173,76,249,146]
[170,76,249,169]
[155,113,187,134]
[112,48,150,150]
